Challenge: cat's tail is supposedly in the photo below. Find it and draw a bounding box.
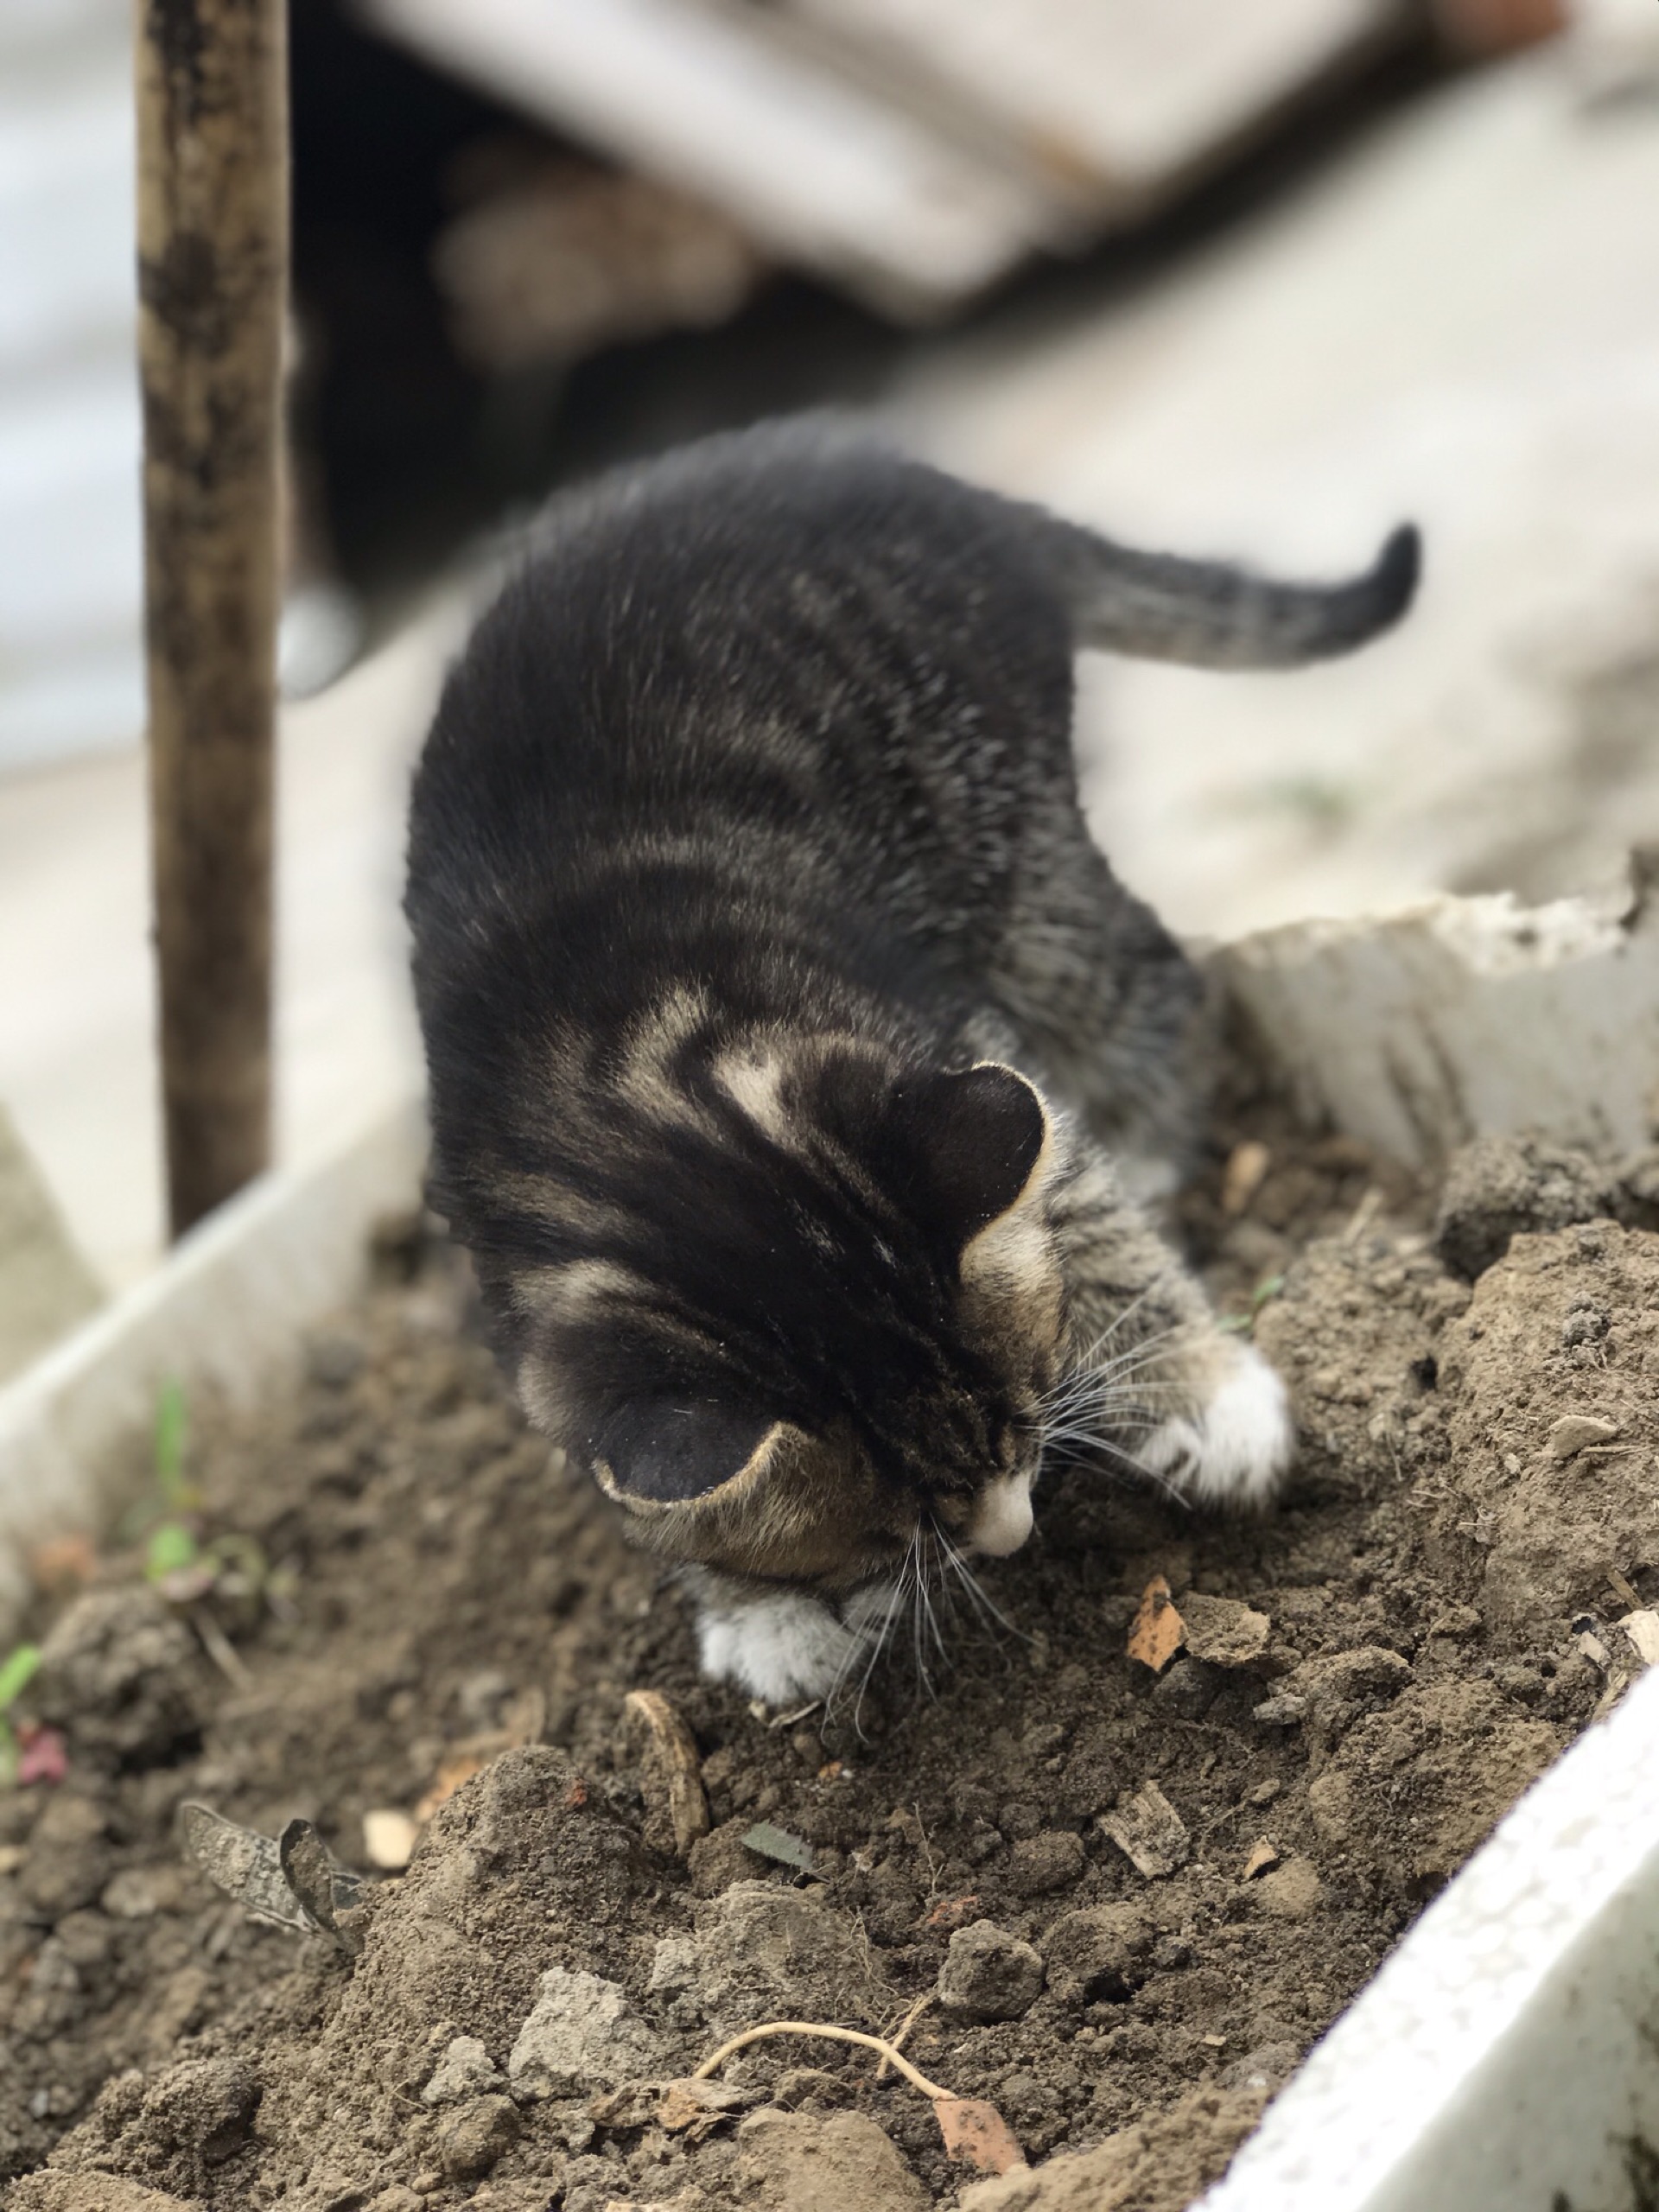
[1044,516,1421,670]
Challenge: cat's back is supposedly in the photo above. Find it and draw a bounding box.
[408,423,1068,867]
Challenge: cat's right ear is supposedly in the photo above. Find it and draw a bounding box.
[888,1062,1052,1251]
[589,1399,783,1513]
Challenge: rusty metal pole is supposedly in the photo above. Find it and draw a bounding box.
[137,0,289,1238]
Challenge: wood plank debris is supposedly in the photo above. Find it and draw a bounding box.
[358,0,1416,318]
[1101,1781,1191,1879]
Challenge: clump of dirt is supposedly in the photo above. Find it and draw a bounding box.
[2,1121,1656,2212]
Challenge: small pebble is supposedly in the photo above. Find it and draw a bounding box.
[363,1810,419,1872]
[1007,1829,1086,1896]
[937,1920,1045,2020]
[435,2094,519,2179]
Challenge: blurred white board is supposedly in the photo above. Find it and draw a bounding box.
[359,0,1414,317]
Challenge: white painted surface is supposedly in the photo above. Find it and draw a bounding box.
[788,0,1399,200]
[356,0,1058,320]
[1211,868,1659,1166]
[0,599,460,1291]
[0,0,144,772]
[1199,1665,1659,2212]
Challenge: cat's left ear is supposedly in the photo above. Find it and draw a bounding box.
[589,1398,783,1512]
[892,1062,1052,1249]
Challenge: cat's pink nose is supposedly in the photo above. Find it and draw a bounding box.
[967,1473,1033,1557]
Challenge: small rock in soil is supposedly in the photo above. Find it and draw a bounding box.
[1151,1657,1220,1718]
[1252,1858,1324,1921]
[1434,1136,1613,1279]
[33,1590,204,1766]
[1179,1593,1271,1668]
[435,2093,520,2179]
[1007,1830,1086,1896]
[1039,1903,1154,2006]
[423,2034,505,2106]
[692,1881,882,2032]
[736,2107,928,2212]
[508,1967,665,2097]
[938,1921,1045,2021]
[1546,1413,1620,1460]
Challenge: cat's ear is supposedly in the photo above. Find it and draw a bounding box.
[590,1399,782,1510]
[893,1062,1052,1249]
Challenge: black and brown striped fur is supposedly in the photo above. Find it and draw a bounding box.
[405,420,1418,1703]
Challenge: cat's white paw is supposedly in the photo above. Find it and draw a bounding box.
[1140,1344,1294,1507]
[697,1587,885,1704]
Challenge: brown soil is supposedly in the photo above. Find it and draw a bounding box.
[3,1108,1656,2212]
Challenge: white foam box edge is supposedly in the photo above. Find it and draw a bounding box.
[1200,1662,1659,2212]
[0,1096,427,1629]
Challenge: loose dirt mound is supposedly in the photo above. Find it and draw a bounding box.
[3,1124,1656,2209]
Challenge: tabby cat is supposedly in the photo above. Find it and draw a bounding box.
[405,421,1417,1702]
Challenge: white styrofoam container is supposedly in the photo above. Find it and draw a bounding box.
[0,1100,426,1624]
[1200,1664,1659,2212]
[0,883,1655,2208]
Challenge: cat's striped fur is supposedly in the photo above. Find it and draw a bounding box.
[405,420,1418,1703]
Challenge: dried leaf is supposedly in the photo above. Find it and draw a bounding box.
[179,1803,366,1952]
[279,1818,367,1953]
[625,1688,711,1856]
[936,2097,1025,2175]
[29,1535,97,1595]
[657,2076,753,2136]
[589,2076,753,2145]
[742,1821,817,1873]
[179,1803,315,1935]
[1101,1782,1190,1880]
[1127,1576,1185,1673]
[922,1893,982,1932]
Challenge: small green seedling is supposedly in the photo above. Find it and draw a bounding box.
[1218,1272,1287,1336]
[0,1643,42,1786]
[137,1380,276,1622]
[144,1376,204,1585]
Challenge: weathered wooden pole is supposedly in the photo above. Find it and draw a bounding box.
[137,0,289,1238]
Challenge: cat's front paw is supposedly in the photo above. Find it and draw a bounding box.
[696,1588,874,1705]
[1141,1343,1293,1508]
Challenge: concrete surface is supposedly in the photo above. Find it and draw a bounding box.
[0,601,461,1293]
[899,41,1659,938]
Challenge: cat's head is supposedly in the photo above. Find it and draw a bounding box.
[477,1039,1066,1599]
